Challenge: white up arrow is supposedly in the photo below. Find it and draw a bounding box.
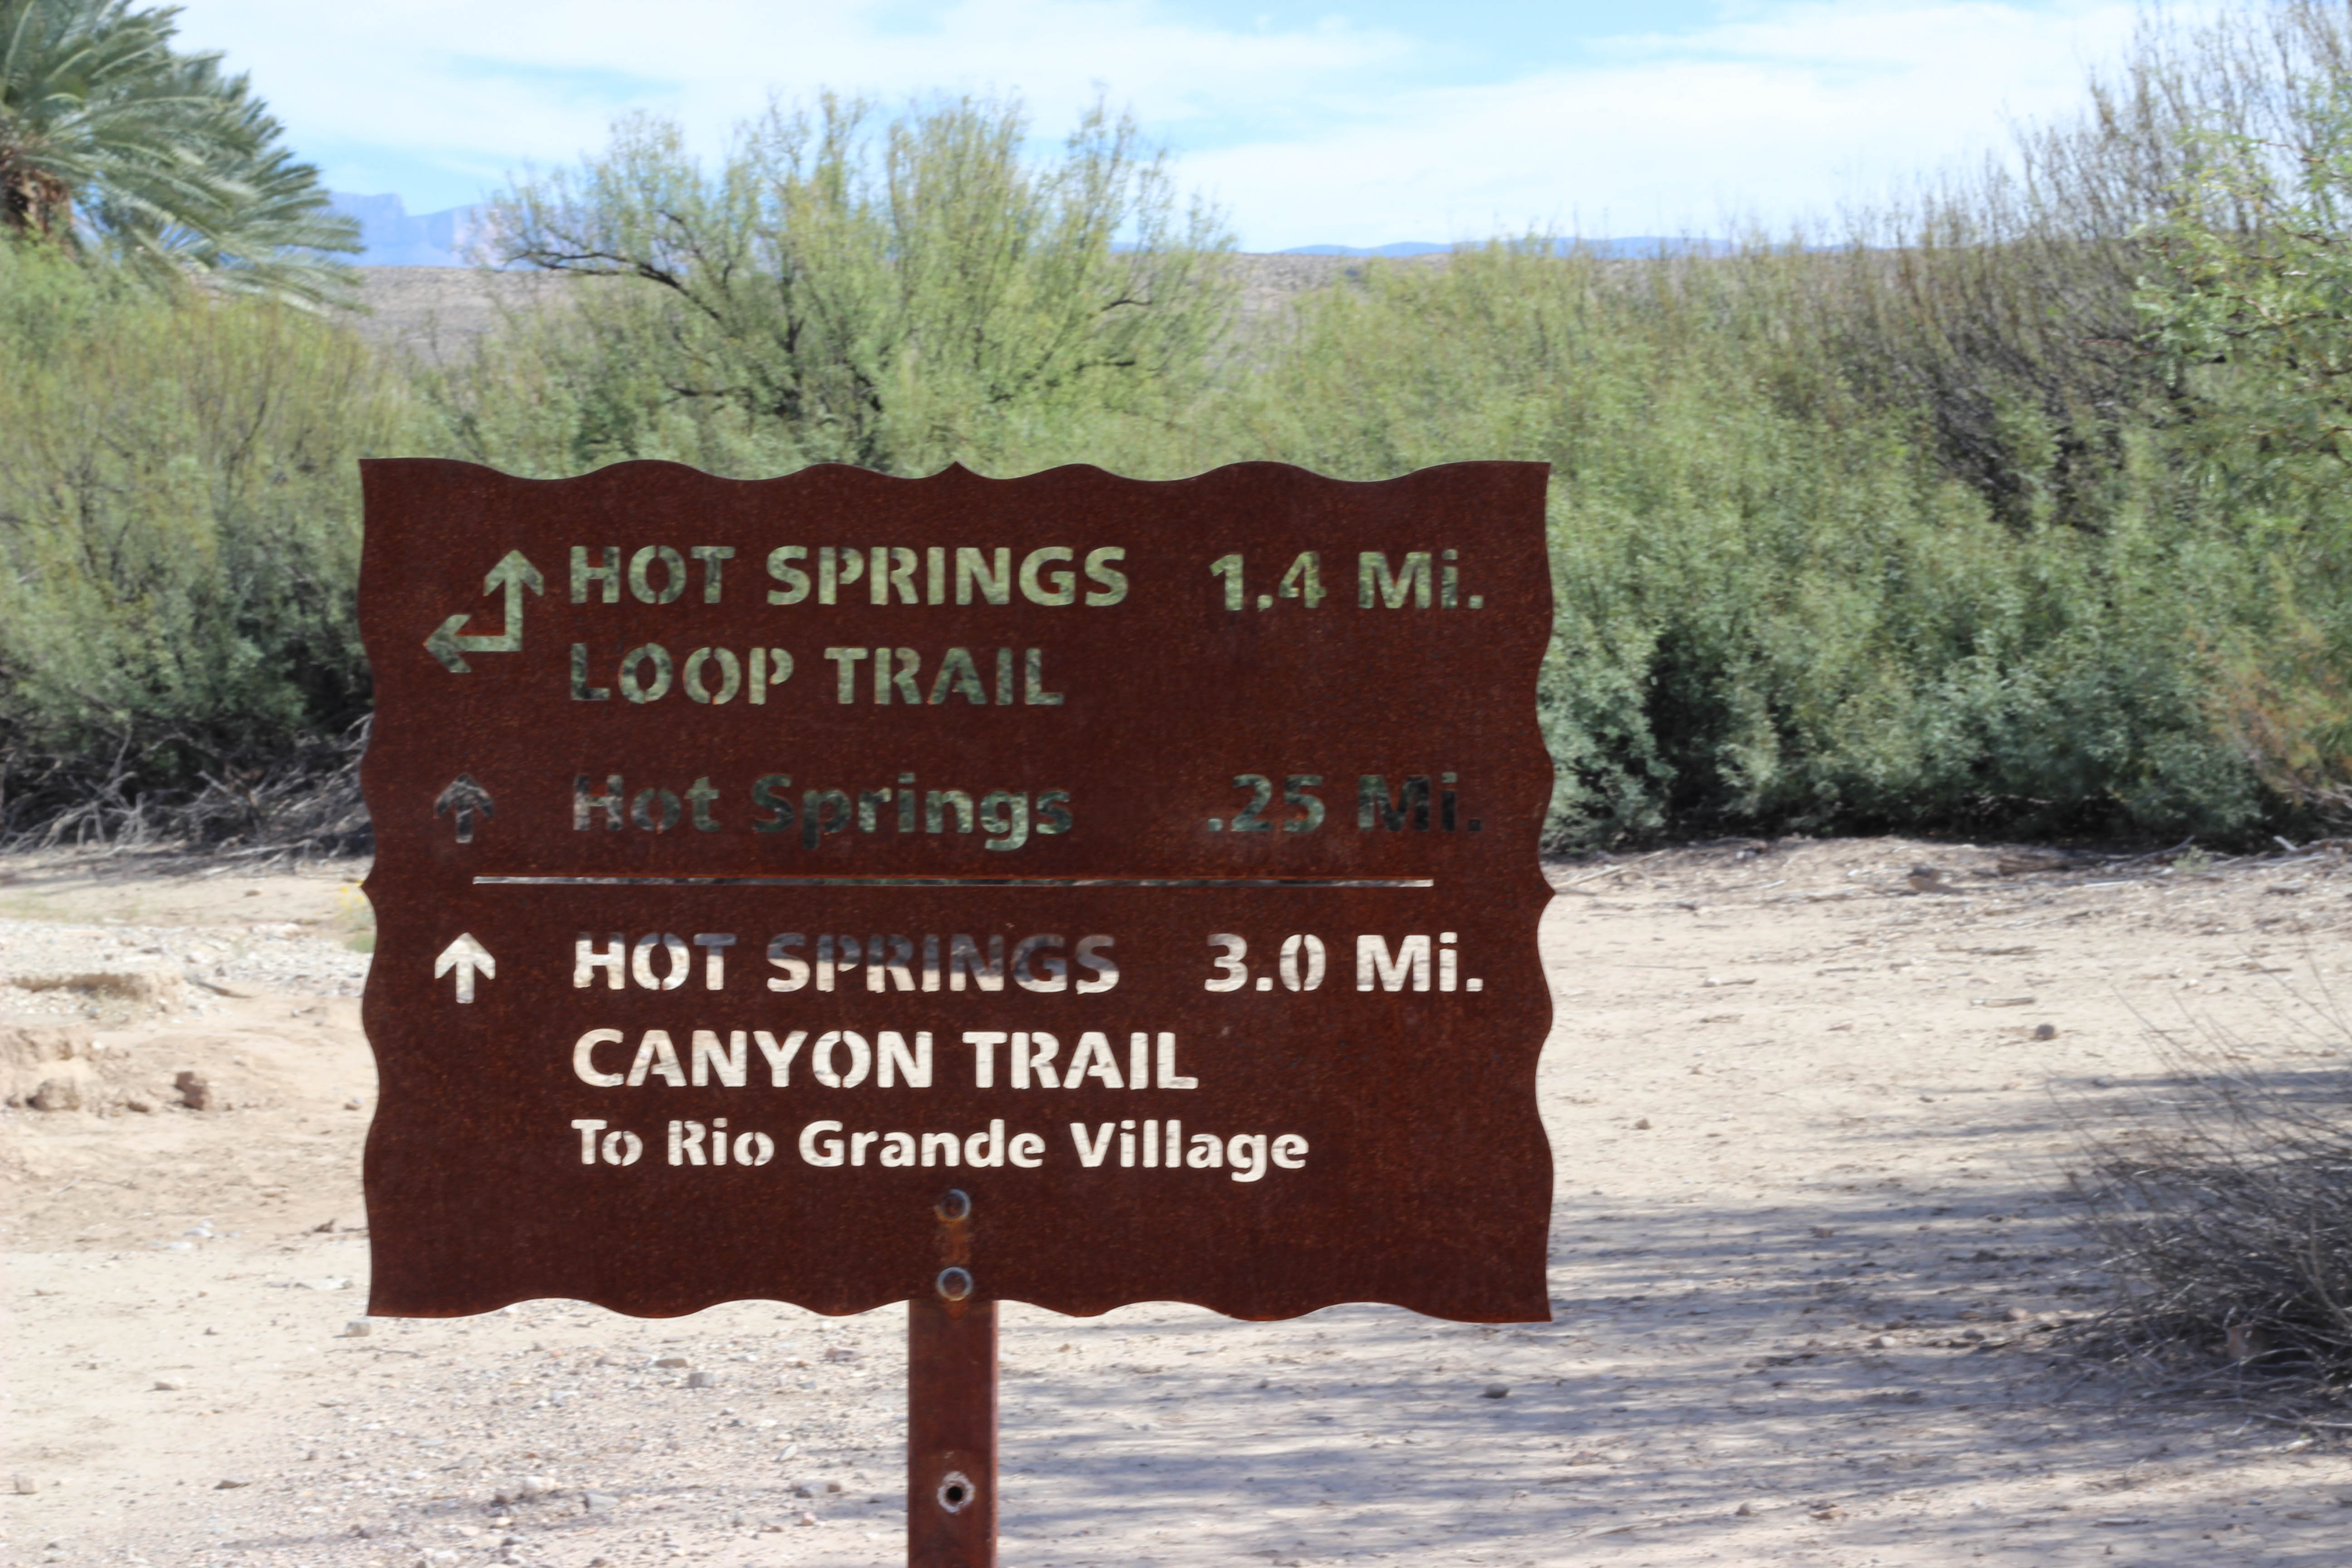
[434,934,496,1003]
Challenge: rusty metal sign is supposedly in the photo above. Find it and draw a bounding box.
[357,459,1554,1324]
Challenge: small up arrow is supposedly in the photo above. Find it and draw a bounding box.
[426,551,544,673]
[434,774,495,843]
[434,934,495,1003]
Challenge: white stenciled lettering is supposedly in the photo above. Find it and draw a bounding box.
[574,933,625,989]
[1063,1032,1122,1089]
[1010,934,1063,990]
[691,1029,747,1088]
[573,1029,625,1088]
[809,1030,872,1088]
[692,933,735,989]
[627,1030,687,1087]
[669,1118,707,1165]
[765,933,810,991]
[948,935,1004,991]
[753,1029,806,1086]
[964,1120,1006,1167]
[1356,933,1432,992]
[633,933,692,990]
[1156,1032,1197,1090]
[1227,1133,1269,1182]
[1074,935,1118,993]
[1011,1031,1059,1089]
[1068,1122,1117,1167]
[962,1031,1005,1088]
[799,1120,844,1166]
[877,1030,932,1088]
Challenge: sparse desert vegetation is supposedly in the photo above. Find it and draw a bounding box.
[13,4,2352,855]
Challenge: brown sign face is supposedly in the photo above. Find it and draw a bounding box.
[357,459,1554,1323]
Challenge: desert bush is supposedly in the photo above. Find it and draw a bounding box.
[19,5,2352,851]
[0,243,409,844]
[1168,242,2273,846]
[427,94,1234,479]
[2069,1007,2352,1412]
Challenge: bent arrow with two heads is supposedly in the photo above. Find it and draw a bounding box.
[426,551,543,673]
[434,934,495,1003]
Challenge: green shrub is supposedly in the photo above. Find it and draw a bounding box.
[0,244,412,840]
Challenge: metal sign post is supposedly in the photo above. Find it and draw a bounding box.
[354,457,1554,1566]
[910,1187,994,1566]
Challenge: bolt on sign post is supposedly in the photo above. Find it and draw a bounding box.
[357,458,1556,1565]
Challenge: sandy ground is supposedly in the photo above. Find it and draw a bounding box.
[5,836,2352,1567]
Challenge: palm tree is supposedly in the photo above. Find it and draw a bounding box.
[1,0,357,304]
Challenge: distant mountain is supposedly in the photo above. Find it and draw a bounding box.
[329,192,486,267]
[1279,237,1727,260]
[334,199,1731,269]
[1279,242,1454,257]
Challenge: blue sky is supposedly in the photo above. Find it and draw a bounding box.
[166,0,2175,250]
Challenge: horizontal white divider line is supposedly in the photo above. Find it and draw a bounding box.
[471,875,1435,889]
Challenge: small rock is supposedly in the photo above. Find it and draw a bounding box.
[29,1079,82,1112]
[685,1370,714,1388]
[342,1318,371,1338]
[152,1378,183,1392]
[825,1480,844,1493]
[2033,1023,2058,1040]
[124,1097,153,1113]
[174,1071,210,1110]
[343,1098,363,1110]
[793,1483,815,1497]
[12,1475,37,1494]
[652,1355,690,1368]
[823,1346,860,1362]
[1735,1502,1755,1517]
[1868,1335,1890,1348]
[214,1478,251,1489]
[1481,1384,1509,1399]
[1632,1117,1651,1130]
[311,1218,337,1234]
[798,1511,819,1526]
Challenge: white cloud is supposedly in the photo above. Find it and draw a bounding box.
[175,0,1410,196]
[167,0,2175,245]
[1181,3,2159,245]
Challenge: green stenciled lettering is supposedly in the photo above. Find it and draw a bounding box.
[750,774,795,834]
[1358,551,1432,608]
[929,647,986,706]
[956,547,1010,606]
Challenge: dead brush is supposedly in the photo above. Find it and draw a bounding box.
[2066,990,2352,1423]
